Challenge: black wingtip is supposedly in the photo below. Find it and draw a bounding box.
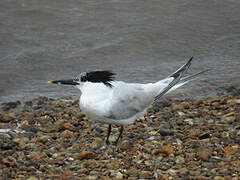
[170,57,193,78]
[187,56,194,65]
[155,57,194,101]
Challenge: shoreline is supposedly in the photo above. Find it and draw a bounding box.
[1,84,240,108]
[0,93,240,179]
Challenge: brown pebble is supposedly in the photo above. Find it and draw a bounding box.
[63,170,72,176]
[173,104,184,110]
[73,151,96,160]
[139,171,152,178]
[62,122,73,130]
[231,160,240,166]
[192,99,202,105]
[217,161,225,167]
[161,174,169,180]
[223,145,238,155]
[27,177,38,180]
[1,113,15,122]
[197,151,211,161]
[61,130,73,138]
[153,145,174,156]
[236,113,240,122]
[152,149,161,156]
[196,175,208,180]
[181,102,190,109]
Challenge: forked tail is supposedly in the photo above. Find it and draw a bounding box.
[154,57,210,101]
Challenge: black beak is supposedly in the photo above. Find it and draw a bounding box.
[48,79,79,85]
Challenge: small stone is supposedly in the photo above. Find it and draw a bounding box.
[24,101,33,106]
[1,101,21,111]
[198,133,211,140]
[167,169,177,175]
[152,149,161,156]
[147,136,155,140]
[52,153,59,159]
[76,112,86,119]
[61,130,73,138]
[197,151,211,161]
[233,99,240,104]
[173,104,184,110]
[158,145,174,156]
[1,113,15,122]
[184,118,194,126]
[177,111,185,116]
[208,119,214,124]
[217,161,225,167]
[63,170,72,176]
[149,130,158,135]
[176,156,185,164]
[231,160,240,166]
[73,151,96,160]
[82,116,88,121]
[221,116,235,124]
[196,176,208,180]
[0,139,18,150]
[27,152,42,160]
[222,112,235,117]
[39,135,50,144]
[116,172,123,179]
[86,175,98,180]
[209,156,222,162]
[221,132,229,138]
[139,171,152,178]
[176,138,182,145]
[27,177,38,180]
[90,141,102,149]
[161,174,169,180]
[159,129,174,136]
[181,102,190,109]
[19,137,30,145]
[2,158,16,167]
[214,176,224,180]
[236,113,240,122]
[62,122,73,130]
[177,168,188,174]
[223,145,238,155]
[192,99,202,105]
[144,160,152,166]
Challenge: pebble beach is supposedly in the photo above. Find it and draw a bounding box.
[1,0,240,179]
[0,87,239,179]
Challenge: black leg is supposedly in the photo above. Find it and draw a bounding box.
[106,124,112,145]
[113,126,124,146]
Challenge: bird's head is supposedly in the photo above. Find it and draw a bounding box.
[48,70,116,88]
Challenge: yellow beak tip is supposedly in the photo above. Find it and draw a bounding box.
[48,81,53,84]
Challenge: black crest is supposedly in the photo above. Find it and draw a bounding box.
[81,70,116,87]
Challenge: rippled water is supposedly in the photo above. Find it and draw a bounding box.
[0,0,240,102]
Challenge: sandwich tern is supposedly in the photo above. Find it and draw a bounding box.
[48,57,208,145]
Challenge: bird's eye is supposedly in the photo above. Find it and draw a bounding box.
[73,77,79,82]
[81,76,87,82]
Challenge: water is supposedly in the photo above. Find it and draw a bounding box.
[1,0,240,102]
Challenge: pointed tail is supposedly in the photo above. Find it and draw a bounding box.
[154,57,210,101]
[165,68,211,93]
[154,57,193,100]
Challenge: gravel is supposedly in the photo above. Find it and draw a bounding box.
[0,93,239,179]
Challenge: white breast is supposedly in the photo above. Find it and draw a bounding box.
[77,81,158,125]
